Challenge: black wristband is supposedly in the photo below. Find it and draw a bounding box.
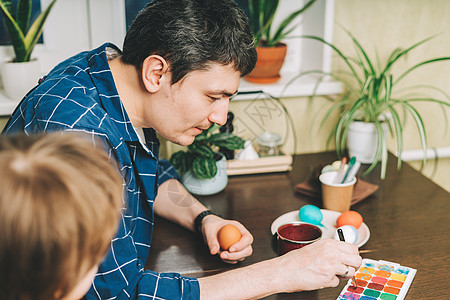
[194,210,216,235]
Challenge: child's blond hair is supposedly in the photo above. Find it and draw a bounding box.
[0,133,123,300]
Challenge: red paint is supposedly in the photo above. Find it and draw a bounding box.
[371,276,388,285]
[384,286,400,295]
[347,285,364,294]
[368,282,384,291]
[355,279,368,287]
[277,223,322,255]
[387,279,403,288]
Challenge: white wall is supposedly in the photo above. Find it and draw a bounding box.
[0,0,125,75]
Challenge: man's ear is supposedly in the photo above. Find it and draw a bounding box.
[141,55,169,92]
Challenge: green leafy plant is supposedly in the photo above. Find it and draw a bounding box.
[248,0,316,47]
[169,125,245,179]
[0,0,57,62]
[285,31,450,179]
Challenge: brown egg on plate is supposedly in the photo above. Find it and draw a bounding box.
[337,210,363,229]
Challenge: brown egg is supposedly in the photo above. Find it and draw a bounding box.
[337,210,363,229]
[217,224,242,250]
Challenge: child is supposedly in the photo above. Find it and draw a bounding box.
[0,133,123,300]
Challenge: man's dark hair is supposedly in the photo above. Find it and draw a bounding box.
[122,0,257,84]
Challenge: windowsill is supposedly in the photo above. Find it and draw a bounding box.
[0,73,343,116]
[234,72,342,101]
[0,89,18,116]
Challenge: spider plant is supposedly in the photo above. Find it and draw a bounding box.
[248,0,317,47]
[284,31,450,179]
[0,0,57,62]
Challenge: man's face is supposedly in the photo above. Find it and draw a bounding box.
[148,63,241,146]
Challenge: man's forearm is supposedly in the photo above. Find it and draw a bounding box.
[154,179,209,231]
[198,257,283,299]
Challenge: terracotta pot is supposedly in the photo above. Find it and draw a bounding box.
[244,43,287,84]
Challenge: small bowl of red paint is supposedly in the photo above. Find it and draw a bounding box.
[277,222,322,255]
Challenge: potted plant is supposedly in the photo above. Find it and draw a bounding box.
[169,124,245,195]
[244,0,317,84]
[288,31,450,179]
[0,0,57,100]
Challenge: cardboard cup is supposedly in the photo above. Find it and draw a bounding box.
[319,171,357,212]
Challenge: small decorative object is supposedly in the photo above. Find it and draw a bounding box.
[244,0,317,83]
[170,123,245,195]
[219,112,236,160]
[0,0,58,100]
[288,30,450,178]
[235,140,259,160]
[256,131,283,157]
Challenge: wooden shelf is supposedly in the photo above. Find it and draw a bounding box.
[226,155,292,176]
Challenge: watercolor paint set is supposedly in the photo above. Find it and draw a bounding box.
[337,258,416,300]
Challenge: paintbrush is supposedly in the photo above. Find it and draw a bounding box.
[333,157,347,184]
[359,249,376,254]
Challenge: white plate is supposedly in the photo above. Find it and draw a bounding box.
[271,209,370,248]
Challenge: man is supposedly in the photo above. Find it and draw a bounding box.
[3,0,361,298]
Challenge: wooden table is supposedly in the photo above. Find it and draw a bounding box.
[146,152,450,299]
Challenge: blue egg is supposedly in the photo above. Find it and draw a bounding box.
[299,205,323,225]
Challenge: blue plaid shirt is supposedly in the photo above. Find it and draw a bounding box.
[3,43,200,299]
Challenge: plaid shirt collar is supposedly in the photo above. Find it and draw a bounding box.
[87,43,160,157]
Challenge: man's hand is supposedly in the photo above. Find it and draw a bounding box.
[273,238,362,292]
[201,214,254,264]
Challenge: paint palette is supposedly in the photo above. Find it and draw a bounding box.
[337,259,416,300]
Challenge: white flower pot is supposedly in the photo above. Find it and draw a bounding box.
[347,121,387,164]
[181,155,228,196]
[1,58,41,102]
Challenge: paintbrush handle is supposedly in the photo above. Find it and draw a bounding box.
[341,156,356,183]
[334,157,347,183]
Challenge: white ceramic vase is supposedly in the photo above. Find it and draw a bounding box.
[1,58,41,102]
[346,121,387,164]
[181,154,228,196]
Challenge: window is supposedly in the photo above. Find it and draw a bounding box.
[0,0,340,113]
[124,0,148,29]
[0,0,43,45]
[235,0,341,100]
[121,0,340,100]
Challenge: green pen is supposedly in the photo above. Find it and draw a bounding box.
[341,156,356,183]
